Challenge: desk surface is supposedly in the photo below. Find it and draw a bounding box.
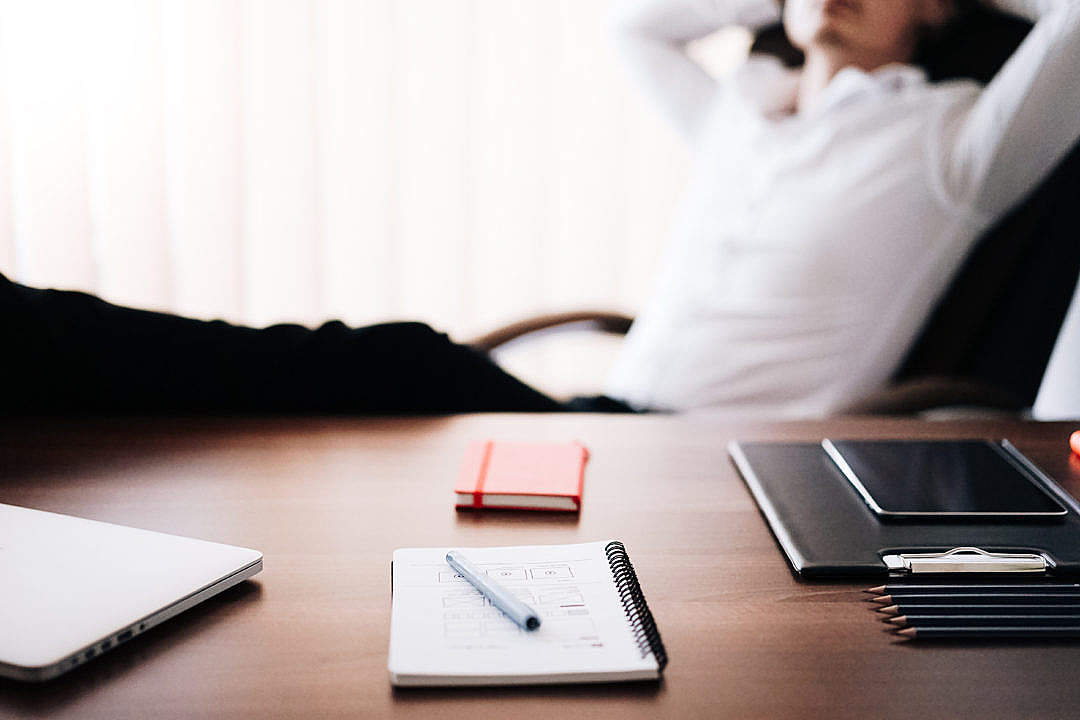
[2,414,1080,719]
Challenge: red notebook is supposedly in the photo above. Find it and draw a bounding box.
[454,440,589,511]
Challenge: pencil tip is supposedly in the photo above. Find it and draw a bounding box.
[896,627,917,638]
[865,585,886,594]
[887,616,907,626]
[876,605,900,615]
[871,595,892,604]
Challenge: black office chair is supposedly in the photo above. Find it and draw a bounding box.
[472,10,1080,415]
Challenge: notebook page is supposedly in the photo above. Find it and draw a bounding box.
[389,541,659,684]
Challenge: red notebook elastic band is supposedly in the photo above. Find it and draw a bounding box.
[473,440,495,509]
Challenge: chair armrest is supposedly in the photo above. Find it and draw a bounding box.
[843,377,1027,416]
[469,311,634,353]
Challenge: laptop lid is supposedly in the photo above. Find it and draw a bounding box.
[0,502,262,681]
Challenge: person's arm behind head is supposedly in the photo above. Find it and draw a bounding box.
[610,0,781,141]
[936,0,1080,218]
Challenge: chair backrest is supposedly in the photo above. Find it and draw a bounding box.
[751,12,1080,408]
[896,139,1080,406]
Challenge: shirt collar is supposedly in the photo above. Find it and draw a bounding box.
[735,57,928,119]
[809,63,928,114]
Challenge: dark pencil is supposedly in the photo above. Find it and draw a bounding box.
[872,593,1080,605]
[887,615,1080,628]
[896,626,1080,640]
[875,603,1080,616]
[865,583,1080,595]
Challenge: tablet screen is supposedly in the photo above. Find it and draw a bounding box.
[822,439,1068,518]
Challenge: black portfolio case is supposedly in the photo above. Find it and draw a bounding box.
[728,440,1080,579]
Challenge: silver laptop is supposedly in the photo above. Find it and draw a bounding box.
[0,502,262,682]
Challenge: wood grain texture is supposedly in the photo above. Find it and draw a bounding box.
[1,414,1079,719]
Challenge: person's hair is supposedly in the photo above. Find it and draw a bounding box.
[758,1,1031,83]
[915,0,981,63]
[914,0,1022,82]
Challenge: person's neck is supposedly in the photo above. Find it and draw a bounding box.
[796,45,911,114]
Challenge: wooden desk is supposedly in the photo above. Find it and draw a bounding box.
[2,414,1079,719]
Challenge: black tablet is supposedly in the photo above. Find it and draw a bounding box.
[821,439,1069,519]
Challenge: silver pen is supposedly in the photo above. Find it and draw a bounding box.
[445,550,542,631]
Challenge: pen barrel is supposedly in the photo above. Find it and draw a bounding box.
[899,615,1080,628]
[882,584,1080,594]
[888,604,1080,615]
[446,551,541,631]
[912,626,1080,639]
[882,593,1080,604]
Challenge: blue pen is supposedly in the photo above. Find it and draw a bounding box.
[446,550,542,631]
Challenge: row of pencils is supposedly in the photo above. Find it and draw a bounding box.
[866,582,1080,639]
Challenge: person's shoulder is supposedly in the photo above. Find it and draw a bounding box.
[738,54,798,84]
[728,55,801,115]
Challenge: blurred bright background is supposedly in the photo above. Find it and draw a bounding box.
[0,0,1075,414]
[0,0,750,398]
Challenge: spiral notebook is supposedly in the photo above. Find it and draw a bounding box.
[388,541,667,686]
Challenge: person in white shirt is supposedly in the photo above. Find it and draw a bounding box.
[603,0,1080,416]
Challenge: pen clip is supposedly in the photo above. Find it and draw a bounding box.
[882,547,1050,574]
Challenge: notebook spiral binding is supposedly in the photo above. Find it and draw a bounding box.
[605,541,668,671]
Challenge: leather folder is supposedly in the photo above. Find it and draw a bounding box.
[728,440,1080,579]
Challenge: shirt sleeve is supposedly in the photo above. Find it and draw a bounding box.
[610,0,781,141]
[938,0,1080,218]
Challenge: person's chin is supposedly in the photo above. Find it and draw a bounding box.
[812,19,857,49]
[813,26,846,47]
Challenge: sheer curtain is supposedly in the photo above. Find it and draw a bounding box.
[0,0,751,396]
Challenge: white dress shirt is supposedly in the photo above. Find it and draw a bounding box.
[604,0,1080,416]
